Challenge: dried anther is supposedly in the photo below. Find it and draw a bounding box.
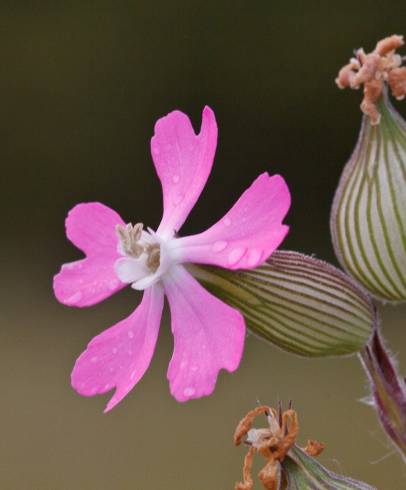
[145,243,161,272]
[336,34,406,124]
[233,404,324,490]
[116,222,144,257]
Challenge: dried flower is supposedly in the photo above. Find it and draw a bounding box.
[53,107,291,411]
[234,403,376,490]
[336,34,406,124]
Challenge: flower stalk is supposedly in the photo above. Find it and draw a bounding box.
[359,327,406,461]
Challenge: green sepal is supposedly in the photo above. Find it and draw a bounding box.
[283,446,376,489]
[331,90,406,303]
[190,250,375,357]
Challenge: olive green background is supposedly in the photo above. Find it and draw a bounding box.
[1,1,406,489]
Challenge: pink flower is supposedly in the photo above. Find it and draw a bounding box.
[53,107,291,412]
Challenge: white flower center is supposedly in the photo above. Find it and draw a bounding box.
[114,223,176,290]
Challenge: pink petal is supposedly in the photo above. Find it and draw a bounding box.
[152,106,218,236]
[164,266,245,402]
[71,285,164,412]
[174,173,291,270]
[53,202,126,307]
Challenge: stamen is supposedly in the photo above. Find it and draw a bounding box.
[116,223,144,257]
[146,244,161,272]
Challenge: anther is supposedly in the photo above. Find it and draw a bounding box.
[116,223,145,257]
[146,244,161,272]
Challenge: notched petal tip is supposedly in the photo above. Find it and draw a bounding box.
[70,287,165,412]
[152,106,218,235]
[173,171,291,270]
[164,267,245,404]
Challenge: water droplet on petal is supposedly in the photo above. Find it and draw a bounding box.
[66,291,83,305]
[183,387,195,397]
[91,356,98,363]
[128,330,134,339]
[212,240,228,253]
[62,262,76,270]
[173,193,184,205]
[108,279,119,290]
[228,247,246,265]
[152,145,160,155]
[247,249,262,267]
[172,174,180,184]
[223,217,232,227]
[112,348,118,355]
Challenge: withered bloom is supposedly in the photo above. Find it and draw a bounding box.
[233,403,375,490]
[336,34,406,124]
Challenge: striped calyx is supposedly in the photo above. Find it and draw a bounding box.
[331,90,406,302]
[284,446,376,489]
[189,250,375,357]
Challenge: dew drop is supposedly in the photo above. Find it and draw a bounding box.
[91,356,98,363]
[62,262,76,270]
[108,279,119,290]
[152,146,160,155]
[183,387,195,397]
[172,174,180,184]
[247,249,262,267]
[112,347,118,355]
[223,217,232,227]
[173,193,184,205]
[212,240,228,253]
[66,291,83,305]
[128,330,134,339]
[228,247,246,265]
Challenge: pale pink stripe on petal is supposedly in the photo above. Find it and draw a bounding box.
[173,173,291,270]
[164,266,245,402]
[53,202,126,307]
[152,106,218,236]
[71,285,164,413]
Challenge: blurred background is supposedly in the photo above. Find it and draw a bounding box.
[1,1,406,488]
